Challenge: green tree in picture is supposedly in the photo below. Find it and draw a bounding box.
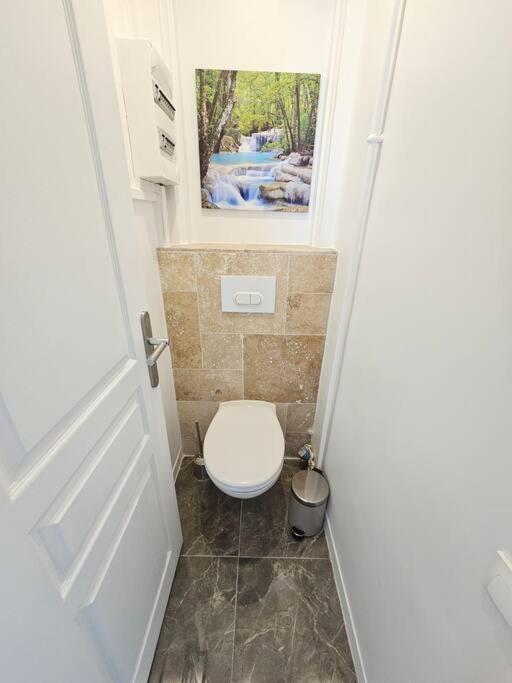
[196,68,320,212]
[196,69,238,181]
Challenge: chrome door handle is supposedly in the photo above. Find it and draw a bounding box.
[147,338,169,367]
[140,311,170,387]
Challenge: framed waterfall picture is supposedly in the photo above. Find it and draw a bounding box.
[196,68,320,212]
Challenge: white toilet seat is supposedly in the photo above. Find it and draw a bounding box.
[203,400,284,499]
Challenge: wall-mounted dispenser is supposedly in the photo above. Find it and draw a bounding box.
[116,38,179,186]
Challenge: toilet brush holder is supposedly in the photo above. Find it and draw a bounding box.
[193,420,209,480]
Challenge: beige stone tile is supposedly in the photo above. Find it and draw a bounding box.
[285,432,311,458]
[158,250,196,293]
[173,368,243,401]
[168,243,336,253]
[196,251,289,334]
[286,403,316,434]
[243,335,325,403]
[163,292,202,369]
[275,403,288,435]
[288,253,337,293]
[202,333,243,370]
[177,401,219,454]
[286,293,331,335]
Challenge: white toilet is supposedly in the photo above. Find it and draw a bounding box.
[203,400,285,499]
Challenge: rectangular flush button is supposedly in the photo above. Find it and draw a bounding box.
[221,275,276,313]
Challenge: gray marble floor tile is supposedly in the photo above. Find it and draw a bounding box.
[233,558,356,683]
[239,462,329,558]
[149,556,237,682]
[176,458,241,556]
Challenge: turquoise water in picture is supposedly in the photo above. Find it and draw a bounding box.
[208,151,282,209]
[206,144,310,211]
[210,151,277,166]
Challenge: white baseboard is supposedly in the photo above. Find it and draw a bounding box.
[324,513,367,683]
[172,446,185,481]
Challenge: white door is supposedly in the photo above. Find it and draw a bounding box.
[0,2,182,681]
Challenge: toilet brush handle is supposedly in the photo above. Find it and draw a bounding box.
[195,420,203,457]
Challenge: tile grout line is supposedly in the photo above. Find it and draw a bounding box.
[193,253,205,371]
[241,334,245,399]
[171,334,327,350]
[282,255,291,443]
[198,327,332,334]
[229,499,243,683]
[180,554,330,560]
[282,402,288,436]
[160,248,337,255]
[284,253,290,336]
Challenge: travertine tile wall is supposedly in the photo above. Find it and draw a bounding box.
[157,245,338,456]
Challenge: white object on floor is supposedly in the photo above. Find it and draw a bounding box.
[204,401,284,498]
[221,275,276,313]
[488,551,512,628]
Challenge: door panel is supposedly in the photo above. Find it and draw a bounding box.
[79,462,171,681]
[34,395,146,578]
[6,361,139,516]
[0,2,182,681]
[1,2,128,454]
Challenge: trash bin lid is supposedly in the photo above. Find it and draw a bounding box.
[291,469,329,507]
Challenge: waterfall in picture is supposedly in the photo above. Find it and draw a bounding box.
[211,175,245,207]
[239,136,252,152]
[238,129,281,153]
[196,69,320,212]
[204,148,311,211]
[208,158,278,209]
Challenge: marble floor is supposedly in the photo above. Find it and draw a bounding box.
[149,459,356,683]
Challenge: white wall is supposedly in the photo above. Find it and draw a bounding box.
[173,0,337,244]
[323,1,512,681]
[312,0,397,454]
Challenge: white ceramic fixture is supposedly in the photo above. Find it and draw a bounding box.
[204,401,284,498]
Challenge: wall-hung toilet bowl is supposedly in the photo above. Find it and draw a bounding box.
[203,400,284,499]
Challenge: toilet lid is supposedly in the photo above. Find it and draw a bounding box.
[204,401,284,489]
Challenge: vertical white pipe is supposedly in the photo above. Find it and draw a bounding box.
[159,184,171,244]
[317,0,407,468]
